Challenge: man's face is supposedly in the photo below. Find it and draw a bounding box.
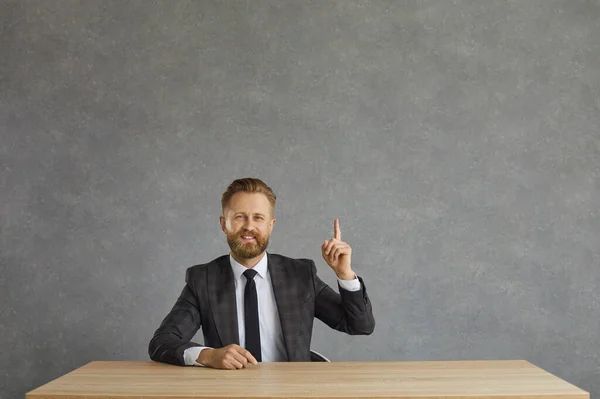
[220,192,275,260]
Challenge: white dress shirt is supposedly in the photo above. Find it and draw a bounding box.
[183,253,361,365]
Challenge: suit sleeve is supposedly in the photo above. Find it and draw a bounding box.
[148,268,203,366]
[311,260,375,335]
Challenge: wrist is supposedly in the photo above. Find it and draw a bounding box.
[336,271,356,280]
[197,348,213,366]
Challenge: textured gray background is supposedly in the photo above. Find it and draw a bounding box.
[1,0,599,398]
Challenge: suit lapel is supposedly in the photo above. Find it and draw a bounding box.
[208,257,239,347]
[268,254,294,361]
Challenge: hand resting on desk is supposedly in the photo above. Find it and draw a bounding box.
[197,344,258,369]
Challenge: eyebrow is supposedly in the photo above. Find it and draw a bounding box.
[234,212,266,217]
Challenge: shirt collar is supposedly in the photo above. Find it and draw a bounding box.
[229,252,268,280]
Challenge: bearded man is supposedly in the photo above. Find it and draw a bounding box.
[148,178,375,369]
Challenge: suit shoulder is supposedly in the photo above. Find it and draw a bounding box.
[186,255,229,277]
[268,253,314,270]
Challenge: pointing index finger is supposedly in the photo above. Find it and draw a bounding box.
[334,218,341,240]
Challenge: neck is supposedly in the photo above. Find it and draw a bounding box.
[231,251,266,268]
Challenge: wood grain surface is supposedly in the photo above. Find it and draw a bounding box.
[26,360,589,399]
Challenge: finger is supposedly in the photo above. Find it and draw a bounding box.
[329,242,341,259]
[324,239,337,256]
[332,243,349,261]
[331,244,345,261]
[239,348,258,365]
[231,350,249,367]
[224,362,237,370]
[224,345,246,368]
[223,353,244,369]
[322,240,328,252]
[228,358,244,369]
[334,218,341,240]
[325,240,335,256]
[230,346,251,364]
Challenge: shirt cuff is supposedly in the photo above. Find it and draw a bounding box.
[337,275,361,292]
[183,346,211,366]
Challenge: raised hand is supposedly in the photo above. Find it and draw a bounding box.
[321,218,355,280]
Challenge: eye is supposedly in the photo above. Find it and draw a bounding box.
[255,216,264,220]
[235,215,244,219]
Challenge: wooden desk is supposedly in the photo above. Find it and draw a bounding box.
[26,360,589,399]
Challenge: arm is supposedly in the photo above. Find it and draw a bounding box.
[312,260,375,335]
[148,267,258,369]
[148,268,203,366]
[316,218,375,334]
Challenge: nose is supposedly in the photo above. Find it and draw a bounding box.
[242,218,256,231]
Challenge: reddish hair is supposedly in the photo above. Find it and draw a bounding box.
[221,178,276,213]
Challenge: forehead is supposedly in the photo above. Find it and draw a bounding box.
[226,192,272,213]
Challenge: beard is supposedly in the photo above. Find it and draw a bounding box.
[226,229,270,259]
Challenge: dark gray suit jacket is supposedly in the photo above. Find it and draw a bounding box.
[148,253,375,366]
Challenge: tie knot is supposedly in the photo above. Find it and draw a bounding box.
[243,269,258,280]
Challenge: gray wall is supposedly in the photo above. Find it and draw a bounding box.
[1,0,599,398]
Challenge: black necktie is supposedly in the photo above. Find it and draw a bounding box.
[243,269,261,361]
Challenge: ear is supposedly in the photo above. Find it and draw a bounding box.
[269,217,276,234]
[219,216,227,234]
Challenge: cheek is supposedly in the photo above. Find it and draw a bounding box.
[225,220,239,232]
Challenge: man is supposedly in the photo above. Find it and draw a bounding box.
[148,178,375,369]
